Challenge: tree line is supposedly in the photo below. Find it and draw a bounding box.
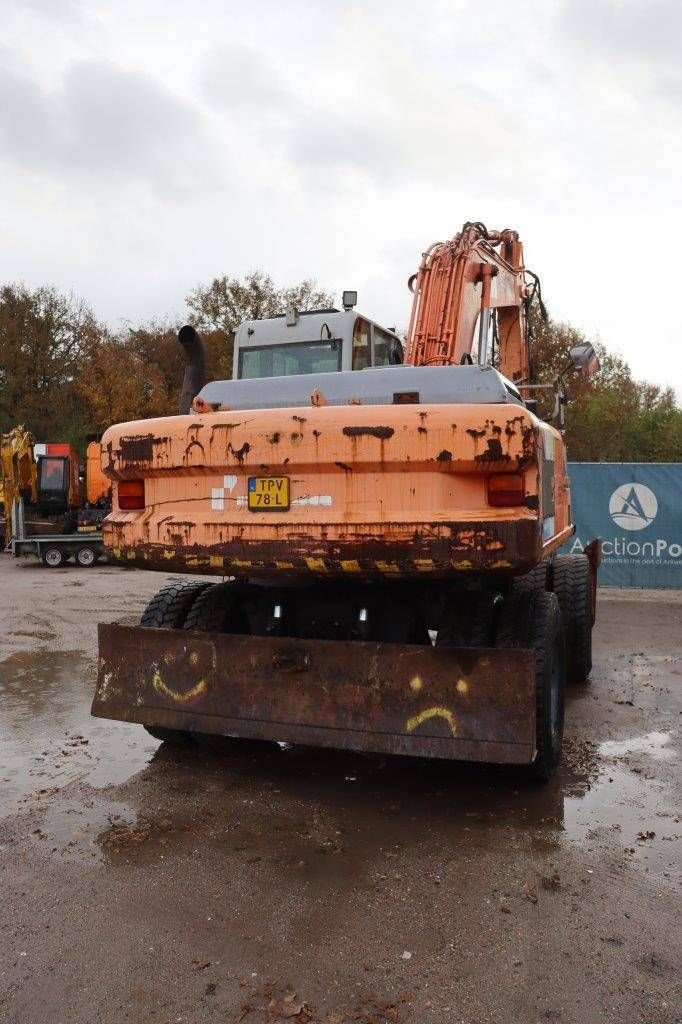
[0,274,680,462]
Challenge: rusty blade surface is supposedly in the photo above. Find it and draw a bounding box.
[93,623,537,764]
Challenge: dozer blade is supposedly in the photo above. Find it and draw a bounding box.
[93,622,537,764]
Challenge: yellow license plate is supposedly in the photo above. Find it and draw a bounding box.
[247,476,290,511]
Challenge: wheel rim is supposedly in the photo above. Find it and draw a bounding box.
[45,549,62,567]
[77,547,95,566]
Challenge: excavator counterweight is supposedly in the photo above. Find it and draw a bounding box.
[91,222,599,779]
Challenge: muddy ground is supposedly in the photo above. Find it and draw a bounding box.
[0,557,679,1024]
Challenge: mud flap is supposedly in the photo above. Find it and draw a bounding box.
[585,537,602,626]
[93,622,537,764]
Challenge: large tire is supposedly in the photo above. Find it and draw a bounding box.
[513,559,550,595]
[494,589,566,781]
[436,592,497,647]
[551,554,593,683]
[183,582,249,634]
[140,580,213,745]
[140,579,213,629]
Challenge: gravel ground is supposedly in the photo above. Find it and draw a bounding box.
[0,557,680,1024]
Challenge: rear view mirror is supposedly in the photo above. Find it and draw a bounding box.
[569,343,600,378]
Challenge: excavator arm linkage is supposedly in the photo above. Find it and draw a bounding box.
[405,222,531,384]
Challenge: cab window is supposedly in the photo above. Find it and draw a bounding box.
[352,317,370,370]
[372,326,394,367]
[39,457,67,491]
[239,339,342,379]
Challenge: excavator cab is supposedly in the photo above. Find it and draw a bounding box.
[36,456,70,514]
[233,308,403,380]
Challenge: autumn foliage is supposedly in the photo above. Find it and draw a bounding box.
[527,308,682,462]
[0,276,680,461]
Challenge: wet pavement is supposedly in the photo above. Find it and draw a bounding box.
[0,558,680,1023]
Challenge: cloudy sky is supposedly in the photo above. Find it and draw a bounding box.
[2,0,680,394]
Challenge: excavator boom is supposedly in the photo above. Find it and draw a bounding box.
[406,222,531,384]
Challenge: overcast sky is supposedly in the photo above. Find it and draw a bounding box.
[2,0,680,395]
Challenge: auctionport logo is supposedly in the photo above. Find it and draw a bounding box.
[608,483,658,531]
[570,477,680,568]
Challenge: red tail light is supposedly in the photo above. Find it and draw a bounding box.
[487,473,526,508]
[118,481,145,510]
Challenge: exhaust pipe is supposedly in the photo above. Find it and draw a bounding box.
[178,325,206,415]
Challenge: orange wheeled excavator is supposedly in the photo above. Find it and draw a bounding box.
[92,222,600,778]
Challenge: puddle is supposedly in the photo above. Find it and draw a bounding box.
[1,650,678,883]
[563,764,680,876]
[600,731,676,761]
[560,732,680,878]
[29,795,136,863]
[0,649,159,817]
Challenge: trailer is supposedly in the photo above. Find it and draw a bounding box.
[12,533,104,568]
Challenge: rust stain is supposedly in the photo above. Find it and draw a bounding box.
[119,435,155,462]
[474,438,510,462]
[342,426,395,440]
[227,441,251,463]
[104,440,115,473]
[521,425,537,458]
[209,422,243,440]
[436,450,452,462]
[104,516,538,580]
[184,439,205,460]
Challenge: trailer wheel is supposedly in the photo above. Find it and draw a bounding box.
[42,545,65,568]
[75,545,97,568]
[495,589,566,781]
[140,580,213,629]
[551,554,593,683]
[513,559,550,594]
